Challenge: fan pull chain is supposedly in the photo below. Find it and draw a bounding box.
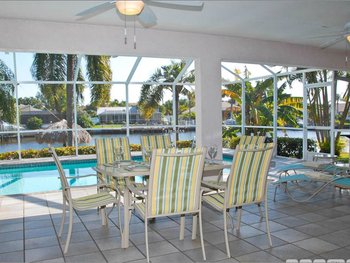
[124,11,127,44]
[133,16,137,49]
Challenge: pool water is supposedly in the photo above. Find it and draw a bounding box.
[0,161,98,195]
[0,155,232,195]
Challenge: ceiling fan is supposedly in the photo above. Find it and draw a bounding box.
[318,22,350,49]
[76,0,204,27]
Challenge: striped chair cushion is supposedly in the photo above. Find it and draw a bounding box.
[95,137,131,164]
[202,192,225,210]
[148,148,205,217]
[226,143,274,207]
[134,202,146,219]
[140,134,172,162]
[95,137,132,188]
[72,192,116,211]
[238,135,266,145]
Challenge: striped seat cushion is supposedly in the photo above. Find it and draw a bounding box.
[227,143,274,207]
[202,193,225,210]
[72,192,116,211]
[140,134,172,162]
[201,180,226,190]
[134,202,146,219]
[238,135,265,145]
[95,137,133,189]
[148,148,205,217]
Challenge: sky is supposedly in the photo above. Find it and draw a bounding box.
[1,51,348,105]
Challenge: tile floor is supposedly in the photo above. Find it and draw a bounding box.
[1,159,350,262]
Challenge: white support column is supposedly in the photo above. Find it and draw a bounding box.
[13,53,21,160]
[302,73,308,160]
[172,84,177,144]
[330,71,336,156]
[125,84,130,137]
[261,65,277,154]
[126,57,141,137]
[195,56,222,155]
[242,80,246,135]
[73,55,83,156]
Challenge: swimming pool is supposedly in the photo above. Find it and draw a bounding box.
[0,155,232,195]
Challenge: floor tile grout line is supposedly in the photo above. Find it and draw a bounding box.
[47,194,66,263]
[23,196,26,262]
[74,208,112,262]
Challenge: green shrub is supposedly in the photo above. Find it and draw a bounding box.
[318,137,346,156]
[222,136,240,149]
[130,144,141,151]
[26,117,43,130]
[277,137,317,159]
[77,112,93,128]
[176,140,192,148]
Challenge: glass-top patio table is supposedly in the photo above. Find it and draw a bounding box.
[94,160,231,248]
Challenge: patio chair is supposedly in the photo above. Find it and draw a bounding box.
[238,135,266,146]
[95,137,132,191]
[95,137,146,227]
[129,147,207,263]
[140,134,172,163]
[202,143,274,258]
[205,135,267,189]
[50,147,116,254]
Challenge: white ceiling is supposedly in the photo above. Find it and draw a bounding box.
[1,0,350,51]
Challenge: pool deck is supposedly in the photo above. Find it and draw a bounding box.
[1,157,350,262]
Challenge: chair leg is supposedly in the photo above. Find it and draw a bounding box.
[180,215,185,240]
[101,206,108,226]
[223,210,231,258]
[145,218,150,263]
[198,211,206,261]
[257,203,263,220]
[273,184,278,201]
[192,214,198,240]
[64,206,74,254]
[236,207,242,231]
[264,197,272,247]
[58,198,66,237]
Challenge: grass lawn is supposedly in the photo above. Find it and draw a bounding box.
[93,124,125,128]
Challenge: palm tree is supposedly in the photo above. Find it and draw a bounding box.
[0,59,16,123]
[288,69,350,154]
[138,60,194,140]
[222,78,303,129]
[31,54,112,146]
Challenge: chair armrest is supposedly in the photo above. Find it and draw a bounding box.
[64,183,107,190]
[128,183,147,198]
[65,174,97,179]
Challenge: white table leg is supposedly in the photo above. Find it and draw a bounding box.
[121,189,130,248]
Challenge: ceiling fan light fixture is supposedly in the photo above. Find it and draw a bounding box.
[116,0,144,16]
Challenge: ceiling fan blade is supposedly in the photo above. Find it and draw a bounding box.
[138,6,157,27]
[308,32,346,39]
[146,0,204,11]
[320,36,345,49]
[76,2,115,20]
